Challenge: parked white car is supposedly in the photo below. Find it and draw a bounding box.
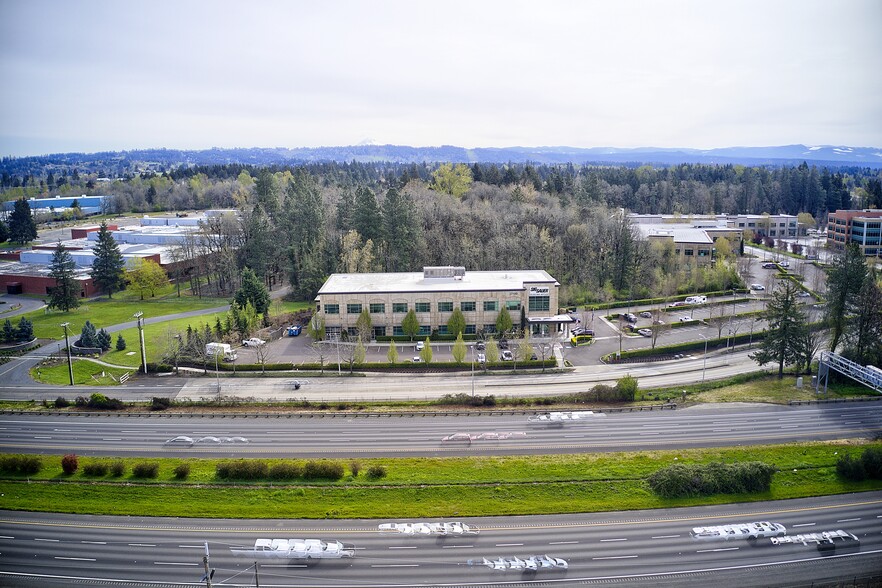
[750,283,765,291]
[242,337,266,347]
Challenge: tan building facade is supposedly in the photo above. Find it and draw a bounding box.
[315,266,560,338]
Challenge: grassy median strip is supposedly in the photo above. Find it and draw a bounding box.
[2,441,881,518]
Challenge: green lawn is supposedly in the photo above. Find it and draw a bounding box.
[2,441,880,518]
[101,313,229,367]
[25,290,229,341]
[30,358,133,385]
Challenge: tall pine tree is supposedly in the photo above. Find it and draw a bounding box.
[48,243,80,312]
[90,222,126,298]
[750,281,807,378]
[8,198,37,244]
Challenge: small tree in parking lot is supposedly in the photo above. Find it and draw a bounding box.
[496,308,513,337]
[387,340,399,363]
[447,308,466,337]
[401,309,420,341]
[452,333,466,363]
[419,337,433,363]
[485,337,499,364]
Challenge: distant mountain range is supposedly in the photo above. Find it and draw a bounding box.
[5,144,882,175]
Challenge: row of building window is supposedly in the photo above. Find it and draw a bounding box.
[323,300,527,315]
[325,324,492,338]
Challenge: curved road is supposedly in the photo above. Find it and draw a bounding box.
[1,492,880,587]
[2,402,881,458]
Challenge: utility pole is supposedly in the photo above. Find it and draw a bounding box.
[60,322,74,386]
[200,542,214,588]
[134,311,147,375]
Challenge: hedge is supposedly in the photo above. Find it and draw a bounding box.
[647,461,776,498]
[0,455,42,475]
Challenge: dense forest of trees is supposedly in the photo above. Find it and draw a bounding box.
[2,160,881,306]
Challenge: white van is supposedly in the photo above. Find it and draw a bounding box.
[685,295,707,305]
[206,342,237,361]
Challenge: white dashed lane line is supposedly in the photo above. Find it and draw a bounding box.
[651,535,680,539]
[792,523,816,528]
[55,557,95,561]
[697,547,739,553]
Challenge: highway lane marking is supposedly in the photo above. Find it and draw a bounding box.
[388,546,417,549]
[442,545,474,548]
[495,543,524,547]
[600,538,627,542]
[33,436,51,439]
[102,438,122,441]
[792,523,815,528]
[0,535,13,539]
[262,564,306,567]
[837,518,861,522]
[34,538,58,542]
[4,497,882,535]
[651,535,680,539]
[55,556,96,561]
[129,543,156,547]
[154,561,198,566]
[178,544,204,548]
[372,564,419,567]
[697,547,739,552]
[592,555,638,559]
[6,426,882,454]
[550,541,579,544]
[82,541,106,544]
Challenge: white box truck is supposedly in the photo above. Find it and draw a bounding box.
[206,342,237,361]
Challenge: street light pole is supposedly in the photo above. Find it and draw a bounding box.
[60,322,74,386]
[470,345,475,397]
[133,312,147,375]
[701,335,709,382]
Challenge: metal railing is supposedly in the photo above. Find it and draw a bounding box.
[816,351,882,395]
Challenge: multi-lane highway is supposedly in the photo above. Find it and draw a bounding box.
[1,493,881,587]
[2,403,881,458]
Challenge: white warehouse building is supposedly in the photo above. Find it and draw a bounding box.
[315,266,567,339]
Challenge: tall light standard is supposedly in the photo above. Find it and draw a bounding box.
[133,312,147,375]
[698,333,709,383]
[60,322,74,386]
[470,344,475,397]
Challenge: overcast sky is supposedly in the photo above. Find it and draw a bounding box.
[1,0,880,157]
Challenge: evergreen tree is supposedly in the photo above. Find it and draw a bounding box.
[8,198,37,244]
[750,282,807,378]
[78,321,98,348]
[1,319,14,343]
[48,243,80,312]
[382,187,421,272]
[826,244,868,353]
[0,219,9,243]
[90,222,126,298]
[844,270,882,367]
[97,328,111,351]
[352,186,383,243]
[16,316,33,342]
[233,267,271,317]
[116,333,127,351]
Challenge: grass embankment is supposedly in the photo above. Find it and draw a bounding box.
[2,441,881,518]
[29,359,131,385]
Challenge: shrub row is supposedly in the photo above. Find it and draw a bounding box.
[647,461,776,498]
[437,393,497,407]
[566,376,638,403]
[836,447,882,481]
[0,455,42,475]
[216,459,349,481]
[132,462,159,478]
[585,289,749,311]
[74,393,124,410]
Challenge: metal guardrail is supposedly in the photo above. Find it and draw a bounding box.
[0,404,676,419]
[789,396,881,406]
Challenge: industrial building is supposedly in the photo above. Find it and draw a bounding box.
[315,266,566,339]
